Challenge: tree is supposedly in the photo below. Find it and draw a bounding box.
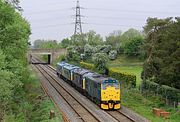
[0,50,14,120]
[84,30,103,46]
[84,44,93,57]
[33,39,61,49]
[33,39,44,48]
[66,46,80,62]
[61,38,72,48]
[92,53,109,73]
[123,36,144,56]
[39,40,59,49]
[142,17,180,89]
[3,0,21,10]
[120,28,144,56]
[0,1,30,120]
[105,30,122,48]
[70,33,86,46]
[121,28,142,43]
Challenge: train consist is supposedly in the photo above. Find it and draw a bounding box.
[56,62,121,110]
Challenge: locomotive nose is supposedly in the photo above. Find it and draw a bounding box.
[102,88,119,101]
[101,80,121,109]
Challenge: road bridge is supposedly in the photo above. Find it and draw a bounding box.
[28,48,67,64]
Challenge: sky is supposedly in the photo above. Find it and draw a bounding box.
[19,0,180,43]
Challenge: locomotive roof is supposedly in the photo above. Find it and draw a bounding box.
[86,73,117,84]
[57,61,68,66]
[73,68,91,75]
[57,62,79,70]
[63,64,79,70]
[85,73,110,83]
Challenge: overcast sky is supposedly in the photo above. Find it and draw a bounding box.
[19,0,180,43]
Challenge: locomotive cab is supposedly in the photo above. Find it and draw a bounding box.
[101,79,121,110]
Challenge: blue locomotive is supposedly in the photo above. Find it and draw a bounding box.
[56,62,121,110]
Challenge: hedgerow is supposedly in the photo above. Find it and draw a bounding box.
[141,80,180,107]
[80,62,94,70]
[80,62,136,87]
[109,68,136,87]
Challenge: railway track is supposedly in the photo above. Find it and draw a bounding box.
[46,65,135,122]
[107,111,135,122]
[32,57,136,122]
[33,62,100,121]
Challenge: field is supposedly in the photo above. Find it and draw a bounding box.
[109,55,143,86]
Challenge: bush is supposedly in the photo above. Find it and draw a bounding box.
[80,62,94,70]
[109,68,136,87]
[99,45,112,53]
[108,50,118,60]
[66,46,80,62]
[92,53,109,72]
[84,44,93,57]
[59,54,66,61]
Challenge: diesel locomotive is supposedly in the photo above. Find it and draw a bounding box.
[56,62,121,110]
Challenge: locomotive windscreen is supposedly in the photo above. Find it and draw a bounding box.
[102,80,119,90]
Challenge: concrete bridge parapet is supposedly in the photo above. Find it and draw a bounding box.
[28,48,67,64]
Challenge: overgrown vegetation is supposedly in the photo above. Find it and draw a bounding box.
[140,17,180,108]
[4,67,63,121]
[142,17,180,89]
[0,1,63,121]
[0,1,30,120]
[0,59,63,121]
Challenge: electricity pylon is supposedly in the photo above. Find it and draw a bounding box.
[73,0,83,43]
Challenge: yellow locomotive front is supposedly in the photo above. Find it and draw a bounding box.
[101,79,121,110]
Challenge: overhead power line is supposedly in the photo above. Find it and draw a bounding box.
[86,7,180,15]
[22,7,180,16]
[33,23,72,30]
[84,23,142,28]
[28,15,71,22]
[27,15,144,24]
[24,7,180,15]
[86,16,143,21]
[32,22,142,30]
[24,8,72,15]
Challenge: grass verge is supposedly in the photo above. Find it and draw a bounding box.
[29,66,64,122]
[122,88,180,122]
